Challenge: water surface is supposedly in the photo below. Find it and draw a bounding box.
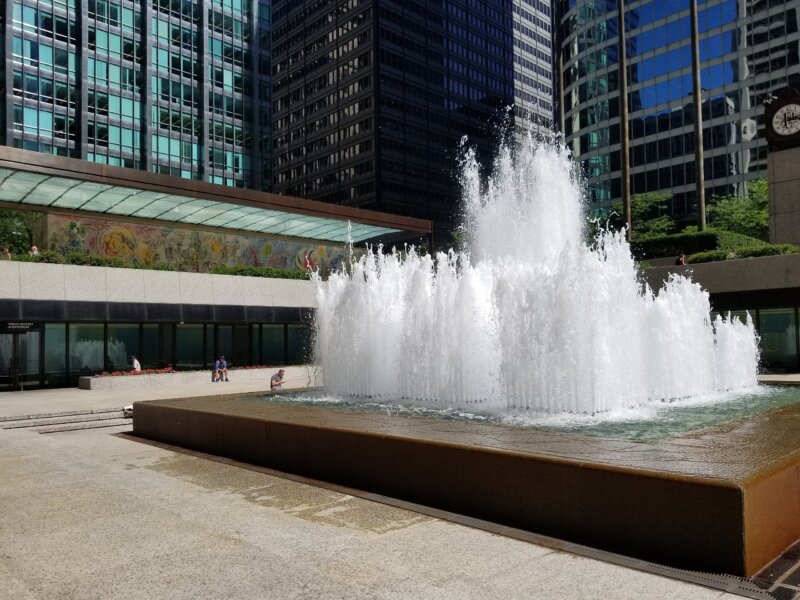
[250,384,800,442]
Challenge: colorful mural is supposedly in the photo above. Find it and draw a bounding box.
[44,214,356,276]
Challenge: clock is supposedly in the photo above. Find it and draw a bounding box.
[772,104,800,136]
[765,92,800,149]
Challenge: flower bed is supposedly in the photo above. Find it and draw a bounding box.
[93,365,273,377]
[97,367,176,377]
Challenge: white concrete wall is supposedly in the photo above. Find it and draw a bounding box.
[644,252,800,294]
[0,261,317,308]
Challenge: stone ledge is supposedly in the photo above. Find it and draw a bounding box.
[79,365,321,390]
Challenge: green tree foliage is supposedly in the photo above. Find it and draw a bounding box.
[707,179,769,241]
[0,208,43,254]
[598,192,677,240]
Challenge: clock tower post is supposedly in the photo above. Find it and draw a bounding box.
[766,90,800,245]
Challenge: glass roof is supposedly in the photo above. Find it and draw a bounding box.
[0,168,405,244]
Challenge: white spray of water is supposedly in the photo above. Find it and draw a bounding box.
[313,136,760,414]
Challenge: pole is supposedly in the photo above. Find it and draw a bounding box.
[690,0,706,230]
[617,0,632,240]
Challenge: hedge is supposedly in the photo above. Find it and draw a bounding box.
[687,244,799,264]
[631,229,769,260]
[631,231,719,259]
[210,264,309,280]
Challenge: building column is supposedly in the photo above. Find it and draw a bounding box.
[249,0,263,191]
[142,0,154,172]
[199,0,210,181]
[3,1,15,146]
[77,0,90,158]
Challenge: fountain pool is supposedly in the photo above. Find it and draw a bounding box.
[133,136,799,578]
[251,384,800,442]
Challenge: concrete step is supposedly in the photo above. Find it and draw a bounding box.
[36,419,132,434]
[0,407,123,424]
[1,412,127,429]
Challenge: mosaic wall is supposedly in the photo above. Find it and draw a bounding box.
[43,214,356,275]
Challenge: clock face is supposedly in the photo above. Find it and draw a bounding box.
[772,104,800,136]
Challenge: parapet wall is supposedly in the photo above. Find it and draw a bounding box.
[0,260,316,322]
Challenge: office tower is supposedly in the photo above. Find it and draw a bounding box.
[559,0,800,217]
[270,0,555,227]
[2,0,270,189]
[512,0,556,133]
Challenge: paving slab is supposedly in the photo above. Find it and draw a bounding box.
[0,415,754,599]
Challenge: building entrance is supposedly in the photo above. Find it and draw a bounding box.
[0,332,42,391]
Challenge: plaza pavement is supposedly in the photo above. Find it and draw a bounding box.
[0,381,783,599]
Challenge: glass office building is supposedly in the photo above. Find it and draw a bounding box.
[270,0,555,227]
[2,0,271,189]
[559,0,800,216]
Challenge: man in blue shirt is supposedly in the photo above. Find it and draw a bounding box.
[214,355,229,382]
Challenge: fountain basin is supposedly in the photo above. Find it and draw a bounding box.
[132,395,800,576]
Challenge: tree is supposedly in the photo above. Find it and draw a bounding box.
[0,208,44,254]
[602,192,677,240]
[707,179,768,241]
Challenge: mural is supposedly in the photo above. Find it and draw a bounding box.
[44,214,357,276]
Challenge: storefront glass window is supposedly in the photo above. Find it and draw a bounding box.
[107,323,139,371]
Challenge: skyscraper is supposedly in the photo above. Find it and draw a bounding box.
[2,0,271,189]
[270,0,555,228]
[512,0,556,134]
[559,0,800,218]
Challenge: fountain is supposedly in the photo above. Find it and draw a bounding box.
[133,136,800,578]
[314,137,759,414]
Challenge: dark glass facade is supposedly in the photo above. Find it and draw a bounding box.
[2,0,270,189]
[559,0,800,217]
[0,320,311,390]
[270,0,553,228]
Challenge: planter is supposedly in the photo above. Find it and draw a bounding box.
[79,365,321,390]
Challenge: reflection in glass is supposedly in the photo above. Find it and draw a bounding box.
[45,323,67,385]
[287,324,311,364]
[231,325,249,367]
[176,324,204,370]
[107,323,139,371]
[19,332,41,386]
[0,335,13,389]
[69,323,105,379]
[759,309,798,372]
[261,325,284,365]
[217,325,232,362]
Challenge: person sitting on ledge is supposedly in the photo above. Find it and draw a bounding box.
[131,355,141,372]
[675,253,687,266]
[214,355,229,382]
[270,369,286,390]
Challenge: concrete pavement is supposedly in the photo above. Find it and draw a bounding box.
[0,383,780,599]
[0,365,316,420]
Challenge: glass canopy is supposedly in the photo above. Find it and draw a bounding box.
[0,168,409,244]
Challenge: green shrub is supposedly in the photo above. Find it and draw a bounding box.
[13,249,305,279]
[22,250,66,264]
[631,231,719,260]
[211,265,309,280]
[713,230,769,253]
[687,244,799,263]
[686,250,731,264]
[632,229,771,260]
